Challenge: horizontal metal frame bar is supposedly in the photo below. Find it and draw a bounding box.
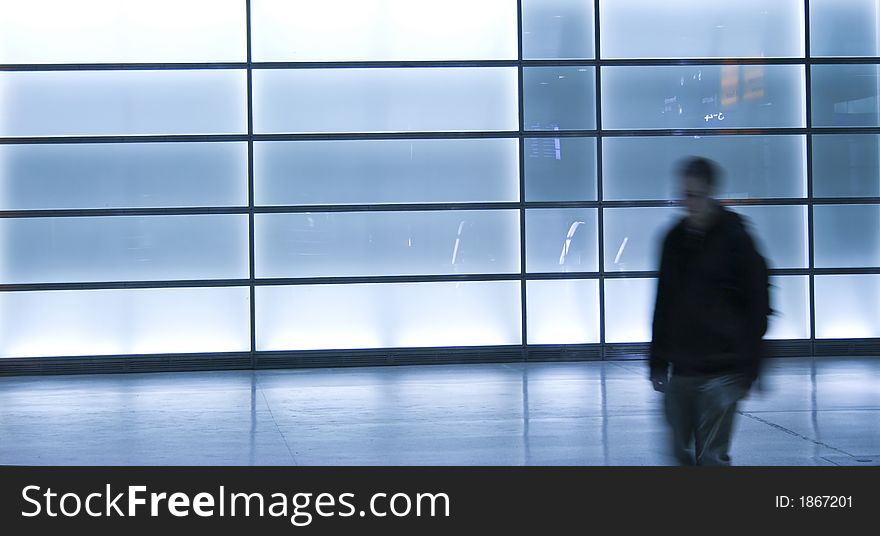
[2,267,878,293]
[6,198,880,219]
[2,339,877,377]
[6,128,880,146]
[2,57,879,72]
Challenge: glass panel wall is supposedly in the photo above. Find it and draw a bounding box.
[0,0,877,362]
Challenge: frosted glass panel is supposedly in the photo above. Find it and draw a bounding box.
[251,0,517,61]
[603,208,680,272]
[0,215,249,284]
[810,0,880,57]
[812,134,880,198]
[729,205,808,269]
[0,0,245,63]
[256,281,522,350]
[254,139,519,206]
[522,0,595,59]
[599,0,804,59]
[524,137,597,201]
[527,279,600,344]
[812,65,880,127]
[814,205,880,268]
[525,209,598,273]
[0,70,246,137]
[0,142,247,210]
[601,65,806,130]
[602,136,807,201]
[523,67,596,130]
[815,275,880,338]
[604,278,656,343]
[766,276,810,340]
[255,211,520,278]
[253,68,518,134]
[0,287,250,357]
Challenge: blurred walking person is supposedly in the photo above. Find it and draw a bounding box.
[650,157,771,466]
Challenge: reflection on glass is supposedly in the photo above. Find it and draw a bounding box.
[811,65,880,127]
[810,0,880,57]
[524,67,596,131]
[0,0,246,63]
[255,281,522,350]
[602,135,806,200]
[525,209,598,273]
[0,287,251,357]
[527,279,600,344]
[0,142,248,210]
[729,205,808,269]
[524,137,597,201]
[0,70,247,137]
[604,278,657,343]
[815,275,880,338]
[254,139,519,206]
[766,276,810,340]
[252,0,517,61]
[522,0,595,59]
[812,134,880,198]
[599,0,805,59]
[0,215,250,284]
[601,65,805,130]
[814,205,880,268]
[255,210,520,278]
[603,208,679,272]
[253,68,518,134]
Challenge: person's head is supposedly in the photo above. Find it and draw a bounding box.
[678,156,719,227]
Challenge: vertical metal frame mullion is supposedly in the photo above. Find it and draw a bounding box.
[594,0,606,358]
[804,0,817,354]
[517,0,528,359]
[246,0,257,368]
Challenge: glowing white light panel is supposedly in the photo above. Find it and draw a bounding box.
[0,287,251,358]
[255,281,522,351]
[526,279,600,344]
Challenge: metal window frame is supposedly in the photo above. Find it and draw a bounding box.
[1,0,879,374]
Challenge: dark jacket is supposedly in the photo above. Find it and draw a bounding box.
[650,205,771,380]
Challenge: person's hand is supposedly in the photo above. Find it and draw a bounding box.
[651,376,667,393]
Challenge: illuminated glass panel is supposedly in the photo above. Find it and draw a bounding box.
[601,65,806,130]
[0,70,246,137]
[255,281,522,350]
[604,278,656,343]
[526,279,600,344]
[599,0,805,59]
[810,0,880,57]
[255,210,520,278]
[523,66,596,131]
[525,209,598,273]
[815,275,880,338]
[0,287,251,357]
[811,65,880,127]
[0,142,247,210]
[0,215,249,284]
[254,139,519,206]
[251,0,517,61]
[522,0,595,59]
[730,205,809,269]
[524,137,597,201]
[603,208,679,272]
[0,0,245,64]
[812,134,880,198]
[252,68,518,134]
[814,205,880,268]
[766,276,810,340]
[602,135,806,201]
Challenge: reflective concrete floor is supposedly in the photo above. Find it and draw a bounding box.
[0,358,877,465]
